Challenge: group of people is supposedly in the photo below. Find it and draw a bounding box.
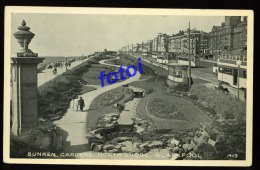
[70,96,85,112]
[53,67,57,75]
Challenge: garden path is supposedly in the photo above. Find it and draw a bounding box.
[53,57,142,153]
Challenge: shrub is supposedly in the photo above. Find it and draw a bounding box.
[146,89,153,95]
[189,94,199,101]
[10,129,52,158]
[169,83,189,92]
[223,111,235,119]
[204,107,217,115]
[190,84,246,120]
[195,143,216,160]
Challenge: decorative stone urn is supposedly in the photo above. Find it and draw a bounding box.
[11,20,44,135]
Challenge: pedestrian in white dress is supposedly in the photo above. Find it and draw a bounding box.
[70,98,74,110]
[73,96,79,111]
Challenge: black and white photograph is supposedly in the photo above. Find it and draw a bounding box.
[3,7,253,166]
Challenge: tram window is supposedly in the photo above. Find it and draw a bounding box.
[219,67,223,73]
[220,67,232,75]
[226,68,232,75]
[173,71,182,78]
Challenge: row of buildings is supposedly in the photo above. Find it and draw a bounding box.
[120,16,248,89]
[121,16,247,60]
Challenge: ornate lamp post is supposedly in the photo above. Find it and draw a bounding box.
[11,20,45,135]
[65,56,68,71]
[236,60,242,100]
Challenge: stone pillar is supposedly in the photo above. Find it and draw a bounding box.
[11,20,44,135]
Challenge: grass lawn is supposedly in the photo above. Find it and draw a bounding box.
[86,87,132,130]
[193,78,210,85]
[131,78,212,130]
[79,85,97,95]
[82,64,117,86]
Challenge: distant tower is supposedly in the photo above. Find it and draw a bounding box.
[11,20,45,135]
[225,16,241,26]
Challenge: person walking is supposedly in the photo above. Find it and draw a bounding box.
[244,88,246,101]
[73,96,79,111]
[70,98,74,110]
[53,67,57,75]
[78,97,85,112]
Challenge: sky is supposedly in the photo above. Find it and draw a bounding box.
[11,13,225,56]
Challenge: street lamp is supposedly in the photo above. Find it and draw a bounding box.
[236,60,242,99]
[65,56,68,71]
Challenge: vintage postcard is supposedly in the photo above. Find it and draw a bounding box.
[4,7,253,166]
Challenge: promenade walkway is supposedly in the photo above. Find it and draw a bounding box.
[38,56,94,87]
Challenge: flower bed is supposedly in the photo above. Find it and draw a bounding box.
[147,98,188,120]
[99,92,124,107]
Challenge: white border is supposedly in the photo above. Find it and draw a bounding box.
[4,6,254,166]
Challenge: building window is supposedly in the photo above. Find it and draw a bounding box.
[225,55,228,59]
[173,71,182,78]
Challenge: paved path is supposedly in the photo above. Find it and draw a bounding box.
[53,57,141,153]
[38,56,94,87]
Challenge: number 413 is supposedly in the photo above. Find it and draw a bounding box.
[227,154,238,159]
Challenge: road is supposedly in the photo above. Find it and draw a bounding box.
[131,54,245,101]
